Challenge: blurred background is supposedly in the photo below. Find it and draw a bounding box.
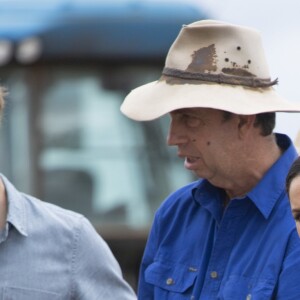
[0,0,299,290]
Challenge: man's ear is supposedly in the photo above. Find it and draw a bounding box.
[237,114,256,137]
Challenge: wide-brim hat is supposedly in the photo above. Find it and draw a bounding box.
[121,20,300,121]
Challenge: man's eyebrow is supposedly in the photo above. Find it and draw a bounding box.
[292,208,300,213]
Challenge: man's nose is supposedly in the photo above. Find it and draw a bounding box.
[167,121,188,146]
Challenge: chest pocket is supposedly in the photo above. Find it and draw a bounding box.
[2,286,62,300]
[220,275,276,300]
[145,261,197,298]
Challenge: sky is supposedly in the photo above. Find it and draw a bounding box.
[151,0,300,142]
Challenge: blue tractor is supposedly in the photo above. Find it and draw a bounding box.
[0,0,208,289]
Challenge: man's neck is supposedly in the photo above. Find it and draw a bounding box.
[225,134,283,199]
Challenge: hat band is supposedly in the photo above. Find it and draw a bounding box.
[162,67,278,88]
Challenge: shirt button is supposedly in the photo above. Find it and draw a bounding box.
[246,294,252,300]
[166,278,174,285]
[210,271,218,279]
[190,296,195,300]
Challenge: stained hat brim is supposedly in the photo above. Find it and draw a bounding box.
[121,80,300,121]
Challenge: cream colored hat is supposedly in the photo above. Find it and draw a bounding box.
[121,20,300,121]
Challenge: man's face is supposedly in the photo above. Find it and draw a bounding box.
[288,175,300,236]
[167,108,241,184]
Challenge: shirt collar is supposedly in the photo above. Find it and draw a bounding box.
[192,134,298,220]
[247,133,298,219]
[1,174,28,236]
[192,180,225,222]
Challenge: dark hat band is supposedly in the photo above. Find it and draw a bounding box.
[162,67,278,88]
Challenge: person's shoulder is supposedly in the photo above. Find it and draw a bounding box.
[2,174,99,246]
[22,192,88,232]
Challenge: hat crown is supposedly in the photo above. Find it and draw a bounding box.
[165,20,270,80]
[121,20,300,122]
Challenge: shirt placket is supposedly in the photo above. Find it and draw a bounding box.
[199,203,243,299]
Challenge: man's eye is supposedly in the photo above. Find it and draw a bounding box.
[184,115,202,127]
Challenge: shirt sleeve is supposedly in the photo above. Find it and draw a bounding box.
[71,216,136,300]
[275,229,300,299]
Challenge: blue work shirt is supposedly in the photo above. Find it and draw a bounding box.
[0,174,136,300]
[139,134,300,299]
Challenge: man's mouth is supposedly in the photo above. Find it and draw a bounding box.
[184,156,201,170]
[186,156,200,163]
